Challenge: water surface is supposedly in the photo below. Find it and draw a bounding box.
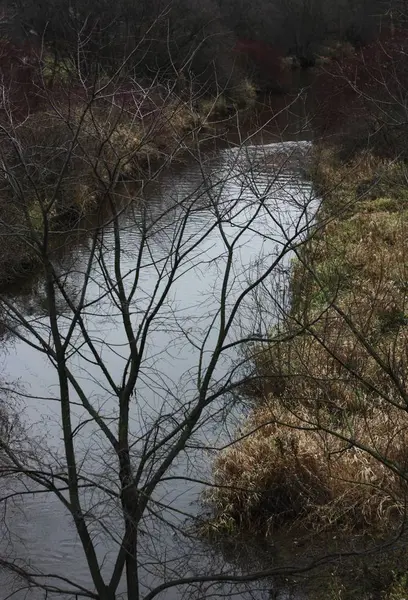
[0,137,315,600]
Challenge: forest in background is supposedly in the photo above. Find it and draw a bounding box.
[1,0,399,95]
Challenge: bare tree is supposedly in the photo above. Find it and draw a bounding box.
[0,32,329,600]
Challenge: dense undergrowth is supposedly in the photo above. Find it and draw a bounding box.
[0,94,197,286]
[206,147,408,596]
[0,67,258,289]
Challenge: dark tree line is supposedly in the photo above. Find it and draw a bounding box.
[2,0,400,92]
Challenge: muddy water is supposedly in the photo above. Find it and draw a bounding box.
[0,137,315,600]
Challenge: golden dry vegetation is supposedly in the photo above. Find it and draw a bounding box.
[208,148,408,542]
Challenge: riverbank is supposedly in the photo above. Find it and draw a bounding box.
[207,145,408,597]
[0,23,399,291]
[0,82,258,291]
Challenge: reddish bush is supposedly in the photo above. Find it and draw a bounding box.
[315,26,408,156]
[0,39,41,118]
[233,39,289,91]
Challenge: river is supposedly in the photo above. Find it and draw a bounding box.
[0,130,315,600]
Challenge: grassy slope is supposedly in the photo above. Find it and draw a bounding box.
[209,147,408,539]
[205,146,408,598]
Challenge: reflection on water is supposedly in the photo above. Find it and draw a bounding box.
[0,139,315,600]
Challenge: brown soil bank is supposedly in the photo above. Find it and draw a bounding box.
[206,147,408,596]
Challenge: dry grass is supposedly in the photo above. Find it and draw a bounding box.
[209,403,408,534]
[386,574,408,600]
[0,90,205,287]
[208,150,408,540]
[5,93,203,218]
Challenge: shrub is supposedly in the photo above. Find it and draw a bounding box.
[231,79,257,109]
[314,26,408,159]
[0,39,40,118]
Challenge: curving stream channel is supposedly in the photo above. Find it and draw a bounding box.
[0,136,315,600]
